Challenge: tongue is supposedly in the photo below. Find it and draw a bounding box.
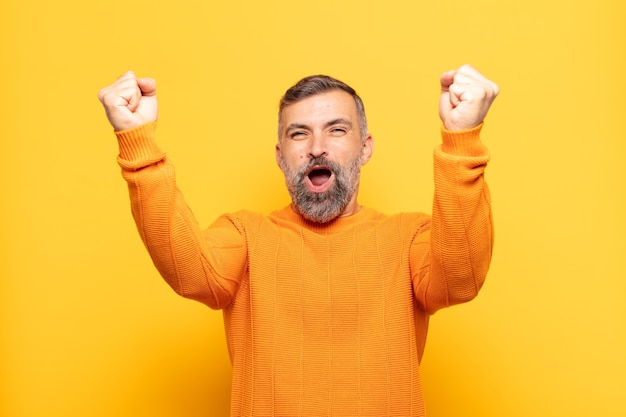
[309,169,331,186]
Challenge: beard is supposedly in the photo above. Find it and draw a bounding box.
[278,153,362,224]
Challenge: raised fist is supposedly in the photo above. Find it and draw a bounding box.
[98,71,158,131]
[439,65,499,131]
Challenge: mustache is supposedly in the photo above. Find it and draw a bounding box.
[297,156,340,176]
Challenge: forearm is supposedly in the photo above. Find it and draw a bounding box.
[415,124,493,314]
[116,122,242,309]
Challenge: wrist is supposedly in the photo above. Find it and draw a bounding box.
[115,121,165,167]
[440,123,487,157]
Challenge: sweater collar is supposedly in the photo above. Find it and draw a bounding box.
[271,204,379,234]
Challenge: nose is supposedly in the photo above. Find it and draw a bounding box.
[307,134,328,159]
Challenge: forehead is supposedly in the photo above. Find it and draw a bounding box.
[280,90,358,127]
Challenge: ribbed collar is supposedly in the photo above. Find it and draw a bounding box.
[270,204,381,234]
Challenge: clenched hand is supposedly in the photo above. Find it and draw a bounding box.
[98,71,158,131]
[439,65,499,131]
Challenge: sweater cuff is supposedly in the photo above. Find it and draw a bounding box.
[115,122,166,170]
[439,123,488,157]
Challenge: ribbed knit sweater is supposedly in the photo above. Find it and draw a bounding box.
[115,122,493,417]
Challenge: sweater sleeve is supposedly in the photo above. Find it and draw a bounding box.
[115,122,247,309]
[411,123,493,314]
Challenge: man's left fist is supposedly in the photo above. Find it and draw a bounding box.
[439,65,499,131]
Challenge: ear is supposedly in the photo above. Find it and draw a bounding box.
[275,143,283,169]
[360,134,374,166]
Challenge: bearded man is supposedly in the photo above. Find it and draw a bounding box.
[98,65,498,416]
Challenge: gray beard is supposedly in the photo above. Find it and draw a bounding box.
[278,154,362,224]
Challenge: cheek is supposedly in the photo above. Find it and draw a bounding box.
[283,148,306,164]
[278,149,303,172]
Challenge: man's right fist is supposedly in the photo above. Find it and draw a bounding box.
[98,71,158,131]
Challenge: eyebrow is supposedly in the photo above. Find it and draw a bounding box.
[285,118,353,134]
[325,118,353,129]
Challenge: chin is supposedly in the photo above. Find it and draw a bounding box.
[293,201,346,224]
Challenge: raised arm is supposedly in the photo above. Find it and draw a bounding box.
[98,72,246,309]
[413,65,499,314]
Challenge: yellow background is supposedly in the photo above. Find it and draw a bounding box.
[1,0,624,416]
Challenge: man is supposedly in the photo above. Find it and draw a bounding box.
[98,65,498,416]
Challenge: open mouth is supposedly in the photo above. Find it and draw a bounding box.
[305,166,334,191]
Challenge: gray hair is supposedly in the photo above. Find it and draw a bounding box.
[277,75,368,141]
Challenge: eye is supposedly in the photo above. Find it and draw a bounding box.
[329,126,348,136]
[289,131,307,140]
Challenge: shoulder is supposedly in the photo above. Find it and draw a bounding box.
[208,210,269,237]
[368,209,430,229]
[354,207,431,239]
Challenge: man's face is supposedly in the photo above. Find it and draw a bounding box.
[276,90,373,223]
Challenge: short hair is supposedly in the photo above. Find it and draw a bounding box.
[278,75,368,141]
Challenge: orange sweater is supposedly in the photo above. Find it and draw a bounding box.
[116,122,493,417]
